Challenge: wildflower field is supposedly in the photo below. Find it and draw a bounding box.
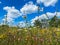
[0,0,60,45]
[0,25,60,45]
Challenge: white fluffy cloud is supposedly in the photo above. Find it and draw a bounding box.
[20,1,38,15]
[37,0,58,7]
[46,12,60,18]
[19,21,25,28]
[46,12,56,18]
[31,14,49,24]
[3,6,21,23]
[31,12,60,25]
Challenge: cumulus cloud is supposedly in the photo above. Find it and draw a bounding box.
[57,12,60,17]
[31,14,48,24]
[19,21,31,28]
[31,12,60,25]
[20,1,38,15]
[31,16,39,24]
[19,21,25,28]
[46,12,56,18]
[37,0,58,7]
[3,6,21,23]
[46,12,60,18]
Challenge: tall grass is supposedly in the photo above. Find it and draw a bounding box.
[0,26,60,45]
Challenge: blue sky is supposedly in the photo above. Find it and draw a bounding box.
[0,0,60,26]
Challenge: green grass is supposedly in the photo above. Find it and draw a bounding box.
[0,26,60,45]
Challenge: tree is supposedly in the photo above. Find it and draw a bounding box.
[49,16,58,27]
[34,19,42,27]
[57,19,60,27]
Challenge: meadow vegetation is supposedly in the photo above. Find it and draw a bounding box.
[0,25,60,45]
[0,11,60,45]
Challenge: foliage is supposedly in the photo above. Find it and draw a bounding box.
[34,19,42,27]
